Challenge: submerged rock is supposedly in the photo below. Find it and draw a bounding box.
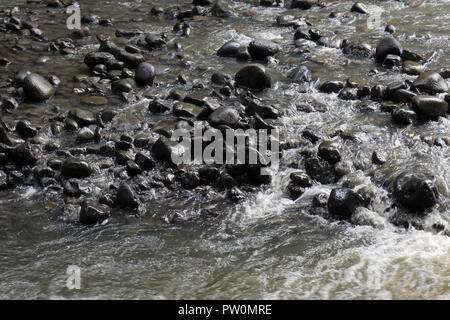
[22,73,55,101]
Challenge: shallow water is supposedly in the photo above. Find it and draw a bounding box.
[0,0,449,299]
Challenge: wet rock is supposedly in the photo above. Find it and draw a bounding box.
[401,50,424,63]
[350,2,368,14]
[199,166,220,182]
[385,24,396,34]
[111,78,137,93]
[135,152,155,171]
[312,192,328,207]
[208,106,239,127]
[151,137,178,163]
[15,120,37,138]
[211,72,233,86]
[393,172,438,212]
[291,0,314,9]
[11,143,38,166]
[235,64,271,91]
[338,88,358,100]
[193,0,213,5]
[61,158,92,178]
[328,187,364,219]
[116,51,145,68]
[126,161,142,175]
[305,156,337,184]
[392,89,416,103]
[180,171,200,189]
[246,99,280,119]
[318,81,344,93]
[79,200,110,225]
[375,36,403,62]
[288,66,312,84]
[411,95,449,118]
[116,183,139,209]
[286,183,304,199]
[228,186,246,201]
[382,54,402,68]
[371,150,387,165]
[145,33,167,50]
[290,171,312,187]
[77,127,95,142]
[318,140,341,163]
[217,41,240,57]
[63,179,86,196]
[248,40,279,60]
[173,102,203,118]
[392,107,417,125]
[411,71,448,95]
[13,70,31,86]
[22,73,55,101]
[84,52,115,68]
[69,109,95,127]
[135,62,155,86]
[342,42,372,58]
[294,28,310,41]
[371,85,387,101]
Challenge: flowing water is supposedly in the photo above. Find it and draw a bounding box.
[0,0,449,299]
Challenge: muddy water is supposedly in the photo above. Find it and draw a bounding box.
[0,0,449,299]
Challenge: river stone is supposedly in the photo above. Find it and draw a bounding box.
[350,2,368,14]
[79,200,111,225]
[117,183,139,209]
[199,166,220,182]
[328,187,364,219]
[61,158,92,178]
[208,106,239,127]
[211,0,234,18]
[318,80,344,93]
[84,52,115,68]
[173,102,203,118]
[211,72,233,86]
[290,171,312,187]
[135,62,155,86]
[291,0,314,9]
[13,70,31,86]
[11,143,38,166]
[411,95,449,118]
[22,73,55,101]
[305,156,336,184]
[393,172,438,212]
[248,40,279,60]
[375,36,403,62]
[135,152,155,170]
[217,41,240,57]
[318,140,342,163]
[403,60,423,75]
[235,64,271,91]
[180,171,200,189]
[69,108,95,126]
[117,51,145,68]
[112,78,137,93]
[411,71,448,95]
[16,119,38,138]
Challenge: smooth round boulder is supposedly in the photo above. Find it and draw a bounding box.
[217,41,240,57]
[393,172,438,212]
[208,106,239,127]
[135,62,155,86]
[411,95,449,118]
[111,78,137,93]
[375,36,403,62]
[235,64,271,91]
[328,187,364,219]
[248,40,279,60]
[61,158,92,178]
[84,52,115,68]
[22,73,55,101]
[411,71,448,95]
